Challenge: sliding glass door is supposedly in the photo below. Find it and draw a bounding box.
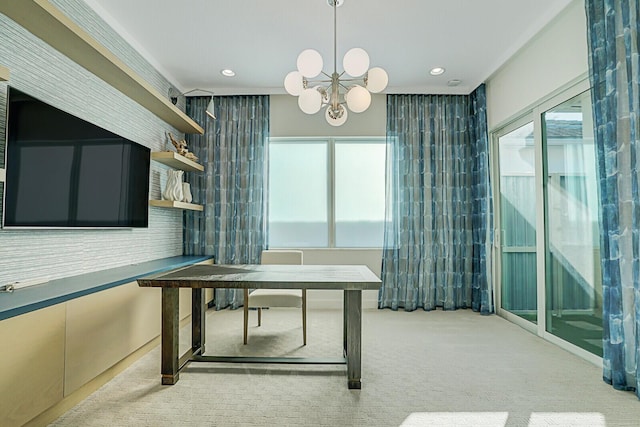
[493,82,603,358]
[497,121,538,323]
[543,91,602,356]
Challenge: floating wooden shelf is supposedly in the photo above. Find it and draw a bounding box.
[149,200,203,211]
[0,65,8,81]
[151,152,204,172]
[0,0,204,134]
[150,152,203,210]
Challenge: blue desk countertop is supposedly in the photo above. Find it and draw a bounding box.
[0,255,212,321]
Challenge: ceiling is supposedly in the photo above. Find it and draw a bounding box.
[85,0,573,96]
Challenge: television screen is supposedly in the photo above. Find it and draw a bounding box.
[2,87,151,228]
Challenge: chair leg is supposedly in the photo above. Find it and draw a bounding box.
[257,308,262,326]
[243,289,249,345]
[302,289,307,346]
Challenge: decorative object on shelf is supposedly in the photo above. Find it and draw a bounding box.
[162,169,184,202]
[182,182,193,203]
[169,88,216,119]
[283,0,388,126]
[0,64,9,81]
[167,132,199,162]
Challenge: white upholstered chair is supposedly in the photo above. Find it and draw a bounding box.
[243,250,305,345]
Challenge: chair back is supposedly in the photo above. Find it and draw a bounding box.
[261,250,303,265]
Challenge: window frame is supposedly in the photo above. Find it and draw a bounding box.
[268,136,387,249]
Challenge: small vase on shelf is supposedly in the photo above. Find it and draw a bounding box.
[162,169,184,202]
[182,182,193,203]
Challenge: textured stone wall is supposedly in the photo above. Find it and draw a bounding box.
[0,0,188,285]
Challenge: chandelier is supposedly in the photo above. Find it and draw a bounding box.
[283,0,388,126]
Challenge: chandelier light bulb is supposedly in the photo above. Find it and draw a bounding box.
[298,88,323,114]
[325,104,348,126]
[345,85,371,113]
[366,67,388,93]
[297,49,324,78]
[284,71,304,96]
[343,48,370,77]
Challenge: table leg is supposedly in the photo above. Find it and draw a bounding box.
[243,289,249,345]
[161,287,180,385]
[343,291,348,357]
[192,288,205,355]
[345,289,362,389]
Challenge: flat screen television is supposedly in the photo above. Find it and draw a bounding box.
[2,87,151,228]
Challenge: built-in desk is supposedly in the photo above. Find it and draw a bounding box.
[0,255,212,321]
[0,255,212,427]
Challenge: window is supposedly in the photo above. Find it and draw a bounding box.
[542,90,602,356]
[268,137,386,248]
[269,140,328,247]
[497,120,537,324]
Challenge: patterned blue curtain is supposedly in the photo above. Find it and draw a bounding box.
[585,0,640,397]
[184,95,269,310]
[379,85,493,313]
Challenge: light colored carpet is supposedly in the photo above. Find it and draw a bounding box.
[50,309,639,427]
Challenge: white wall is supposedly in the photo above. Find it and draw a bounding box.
[270,94,386,137]
[486,0,589,130]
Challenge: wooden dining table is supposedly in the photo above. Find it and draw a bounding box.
[137,264,381,389]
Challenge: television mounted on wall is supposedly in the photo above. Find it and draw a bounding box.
[2,87,151,228]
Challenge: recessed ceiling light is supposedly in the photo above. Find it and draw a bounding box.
[221,69,235,77]
[447,79,461,86]
[430,67,445,76]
